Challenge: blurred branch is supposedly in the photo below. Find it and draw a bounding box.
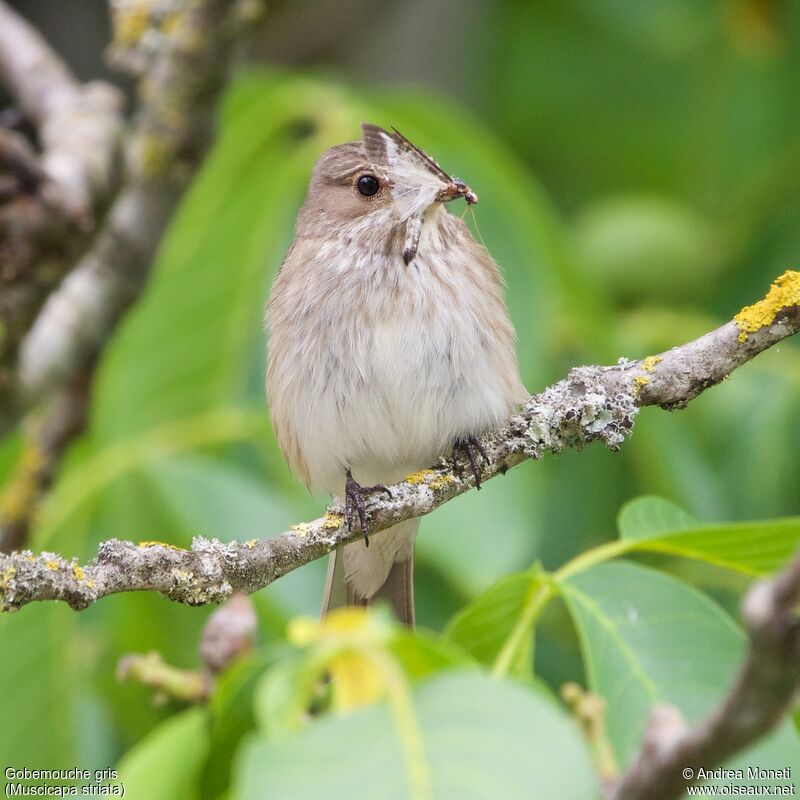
[14,0,248,414]
[0,370,92,552]
[117,592,256,704]
[1,270,799,610]
[117,650,212,704]
[612,551,800,800]
[0,0,124,423]
[0,0,257,551]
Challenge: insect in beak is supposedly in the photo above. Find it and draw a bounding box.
[404,178,479,265]
[436,177,479,205]
[403,211,424,265]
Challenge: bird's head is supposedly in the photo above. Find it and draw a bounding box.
[299,123,477,265]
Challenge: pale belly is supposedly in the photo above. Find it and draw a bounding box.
[299,306,512,496]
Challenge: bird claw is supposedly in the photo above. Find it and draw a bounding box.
[344,469,392,546]
[452,435,490,489]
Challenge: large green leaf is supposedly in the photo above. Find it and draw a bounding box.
[0,604,79,767]
[116,707,208,800]
[613,496,800,576]
[560,560,800,780]
[235,672,596,800]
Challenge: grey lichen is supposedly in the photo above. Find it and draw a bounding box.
[523,367,637,458]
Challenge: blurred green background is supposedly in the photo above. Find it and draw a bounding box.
[1,0,800,794]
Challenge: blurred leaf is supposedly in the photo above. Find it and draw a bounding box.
[567,0,715,56]
[143,455,300,541]
[388,629,474,679]
[573,195,726,302]
[0,605,79,766]
[560,560,800,773]
[417,469,542,597]
[235,672,596,800]
[36,409,267,549]
[116,707,208,800]
[617,495,699,539]
[443,572,538,670]
[0,431,22,487]
[202,647,284,800]
[252,648,321,740]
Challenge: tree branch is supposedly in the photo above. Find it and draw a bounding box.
[0,0,257,552]
[1,0,250,431]
[612,551,800,800]
[0,0,123,424]
[1,270,798,611]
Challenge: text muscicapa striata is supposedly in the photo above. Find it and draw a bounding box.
[266,124,526,623]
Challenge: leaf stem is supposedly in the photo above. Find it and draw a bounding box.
[365,646,432,800]
[491,578,555,679]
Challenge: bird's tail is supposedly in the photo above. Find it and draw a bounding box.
[321,520,417,625]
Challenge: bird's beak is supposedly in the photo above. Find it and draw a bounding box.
[436,178,479,205]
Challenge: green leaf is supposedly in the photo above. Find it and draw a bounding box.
[201,647,282,800]
[234,672,596,800]
[560,560,800,776]
[443,572,538,668]
[617,495,698,539]
[631,517,800,576]
[611,496,800,576]
[0,604,79,767]
[389,629,474,679]
[574,195,724,303]
[116,707,208,800]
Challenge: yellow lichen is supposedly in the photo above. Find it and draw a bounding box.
[0,441,46,524]
[139,540,183,550]
[245,539,258,549]
[632,375,650,397]
[405,469,455,490]
[1,565,16,588]
[429,474,456,491]
[45,561,59,571]
[291,522,312,536]
[641,355,662,374]
[72,565,86,582]
[110,3,149,48]
[86,580,95,589]
[133,134,175,179]
[405,469,435,485]
[734,270,800,342]
[322,513,345,530]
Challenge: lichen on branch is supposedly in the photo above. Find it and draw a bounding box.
[0,270,798,612]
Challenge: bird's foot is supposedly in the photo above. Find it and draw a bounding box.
[345,469,393,546]
[452,435,490,489]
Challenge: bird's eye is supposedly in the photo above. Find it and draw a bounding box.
[356,174,380,197]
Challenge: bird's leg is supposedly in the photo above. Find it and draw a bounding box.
[344,469,392,546]
[452,435,490,489]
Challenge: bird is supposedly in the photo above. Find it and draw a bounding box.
[266,123,526,624]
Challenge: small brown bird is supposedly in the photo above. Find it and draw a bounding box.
[266,124,526,624]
